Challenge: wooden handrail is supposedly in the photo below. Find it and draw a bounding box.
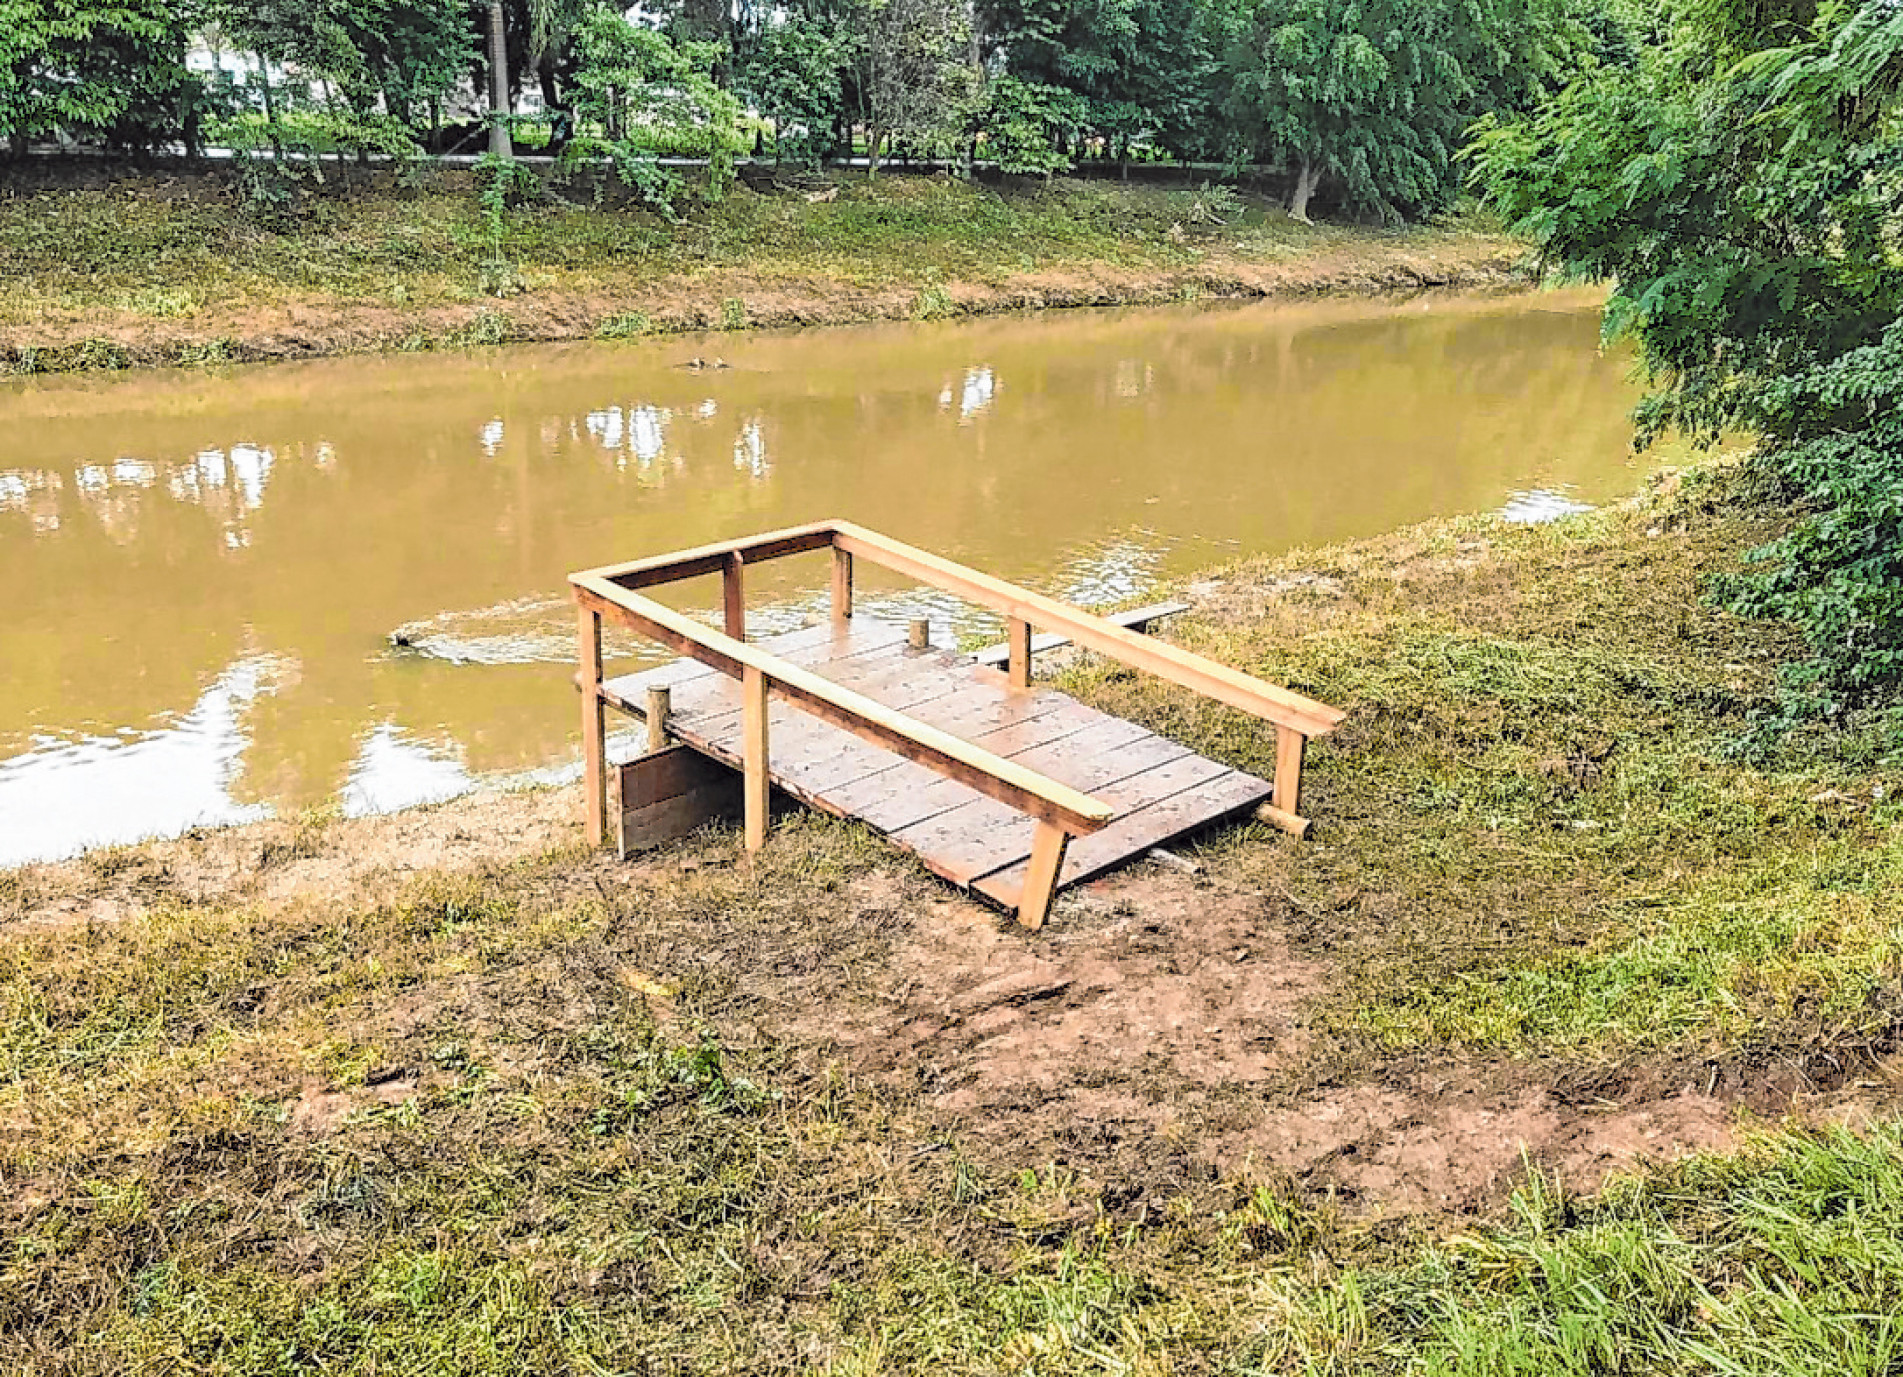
[574,522,838,591]
[830,521,1346,740]
[573,575,1114,835]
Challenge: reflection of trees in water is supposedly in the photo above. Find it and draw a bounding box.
[0,296,1646,849]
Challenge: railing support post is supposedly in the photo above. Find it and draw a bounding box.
[1273,726,1305,818]
[723,551,746,641]
[831,547,853,627]
[1007,618,1032,690]
[742,665,769,852]
[579,605,606,847]
[645,685,672,756]
[1018,822,1070,931]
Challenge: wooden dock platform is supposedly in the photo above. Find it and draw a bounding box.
[600,616,1274,913]
[572,521,1346,928]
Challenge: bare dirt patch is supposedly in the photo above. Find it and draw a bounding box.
[3,785,580,930]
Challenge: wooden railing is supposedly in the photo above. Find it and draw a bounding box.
[571,521,1345,925]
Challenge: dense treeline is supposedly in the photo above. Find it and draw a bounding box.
[1472,0,1903,723]
[2,0,1619,221]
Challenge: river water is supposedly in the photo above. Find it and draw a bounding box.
[0,287,1659,865]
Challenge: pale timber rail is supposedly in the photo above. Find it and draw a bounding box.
[571,520,1346,929]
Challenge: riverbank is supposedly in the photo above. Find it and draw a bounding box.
[0,169,1527,374]
[5,464,1901,1369]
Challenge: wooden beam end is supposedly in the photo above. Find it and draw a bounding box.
[1254,802,1312,841]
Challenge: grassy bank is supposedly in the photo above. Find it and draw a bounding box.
[4,466,1901,1372]
[0,169,1526,374]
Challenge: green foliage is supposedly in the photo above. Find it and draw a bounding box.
[593,309,650,338]
[1222,0,1589,222]
[861,0,984,169]
[983,75,1087,176]
[220,0,471,133]
[1470,0,1903,717]
[565,10,741,207]
[980,0,1224,163]
[0,0,206,150]
[738,13,852,166]
[471,149,540,291]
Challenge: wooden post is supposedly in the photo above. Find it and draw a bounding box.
[645,685,672,755]
[1272,726,1305,818]
[909,618,930,651]
[1006,618,1032,690]
[723,551,746,641]
[1018,822,1070,931]
[579,606,606,847]
[831,547,853,627]
[742,665,769,851]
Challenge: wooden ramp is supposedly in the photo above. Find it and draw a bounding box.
[600,617,1273,912]
[572,521,1346,928]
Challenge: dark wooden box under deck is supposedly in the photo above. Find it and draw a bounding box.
[600,616,1273,912]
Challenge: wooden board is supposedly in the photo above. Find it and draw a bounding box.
[968,600,1191,667]
[598,616,1273,915]
[614,746,741,858]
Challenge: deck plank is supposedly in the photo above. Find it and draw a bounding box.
[598,615,1273,918]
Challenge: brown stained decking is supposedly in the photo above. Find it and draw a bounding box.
[598,616,1273,913]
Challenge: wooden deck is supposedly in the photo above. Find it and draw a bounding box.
[600,616,1273,913]
[574,520,1344,928]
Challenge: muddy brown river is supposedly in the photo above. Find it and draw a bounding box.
[1,288,1664,864]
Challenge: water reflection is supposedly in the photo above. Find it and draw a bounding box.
[0,288,1663,863]
[1499,488,1596,524]
[0,658,275,864]
[340,725,475,818]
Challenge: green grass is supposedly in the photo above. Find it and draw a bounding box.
[0,172,1509,327]
[1223,1120,1903,1375]
[1058,465,1903,1062]
[6,464,1903,1370]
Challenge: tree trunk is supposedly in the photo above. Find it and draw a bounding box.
[487,0,513,158]
[1289,155,1321,223]
[255,53,281,158]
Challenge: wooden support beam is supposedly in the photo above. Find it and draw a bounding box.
[742,664,769,851]
[831,547,853,627]
[723,552,747,641]
[645,685,672,756]
[615,747,740,858]
[1254,801,1312,840]
[1018,822,1071,931]
[1006,618,1032,690]
[578,605,606,848]
[909,618,930,651]
[1272,726,1305,817]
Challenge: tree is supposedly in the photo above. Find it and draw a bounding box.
[0,0,206,154]
[564,9,742,204]
[1470,0,1903,719]
[978,0,1221,167]
[1222,0,1586,222]
[860,0,982,174]
[982,74,1086,174]
[738,12,853,166]
[486,0,509,154]
[219,0,470,154]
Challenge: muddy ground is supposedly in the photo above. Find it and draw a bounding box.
[10,780,1894,1222]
